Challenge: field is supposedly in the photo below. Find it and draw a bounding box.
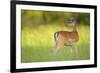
[21,24,90,63]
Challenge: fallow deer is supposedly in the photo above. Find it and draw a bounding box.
[53,17,79,55]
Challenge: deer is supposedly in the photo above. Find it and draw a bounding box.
[53,17,79,55]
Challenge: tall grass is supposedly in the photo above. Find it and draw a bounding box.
[21,24,90,63]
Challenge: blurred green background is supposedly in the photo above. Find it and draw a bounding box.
[21,10,90,63]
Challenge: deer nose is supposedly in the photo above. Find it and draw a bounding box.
[68,20,73,24]
[66,20,72,23]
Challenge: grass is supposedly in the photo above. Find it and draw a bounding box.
[21,24,90,63]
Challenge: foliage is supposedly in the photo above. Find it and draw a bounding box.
[21,10,90,29]
[21,10,90,63]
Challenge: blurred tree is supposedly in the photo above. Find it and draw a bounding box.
[21,10,90,29]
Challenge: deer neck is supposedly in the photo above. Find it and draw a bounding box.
[72,24,77,32]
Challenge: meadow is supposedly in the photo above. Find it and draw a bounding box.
[21,24,90,63]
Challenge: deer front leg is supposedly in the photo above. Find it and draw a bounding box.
[72,43,78,57]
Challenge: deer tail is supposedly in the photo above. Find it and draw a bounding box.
[54,32,59,48]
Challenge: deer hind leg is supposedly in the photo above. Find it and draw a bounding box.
[53,32,64,54]
[53,41,64,55]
